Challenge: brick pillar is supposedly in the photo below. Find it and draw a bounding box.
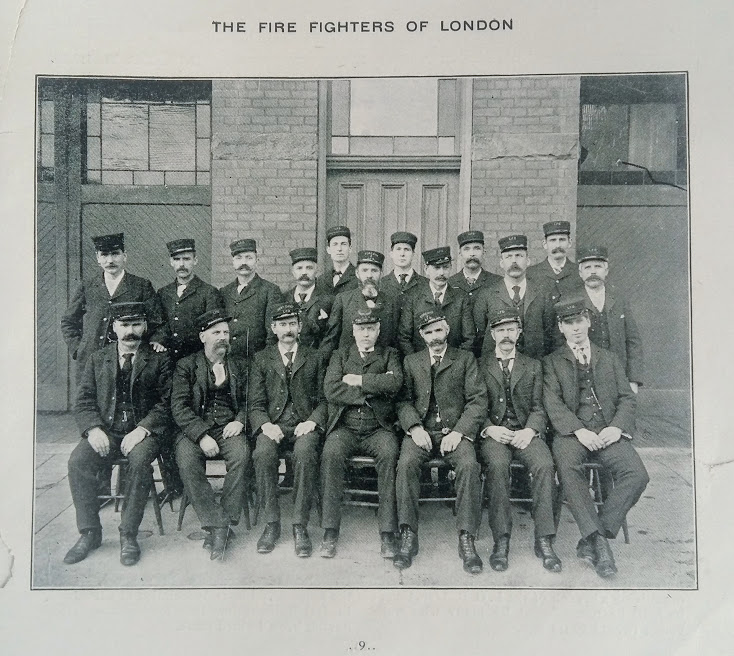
[210,80,319,288]
[470,76,580,265]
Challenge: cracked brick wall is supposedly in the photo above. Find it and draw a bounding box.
[210,80,319,288]
[470,76,581,265]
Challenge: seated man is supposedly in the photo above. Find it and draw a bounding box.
[65,302,171,567]
[543,297,649,578]
[171,309,250,561]
[249,303,327,557]
[395,310,486,574]
[478,307,560,573]
[319,310,403,559]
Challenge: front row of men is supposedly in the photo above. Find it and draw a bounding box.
[64,296,648,580]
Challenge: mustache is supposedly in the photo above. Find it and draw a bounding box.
[298,274,311,281]
[121,334,141,342]
[508,264,522,272]
[551,247,566,254]
[586,274,603,281]
[465,257,481,264]
[214,340,229,348]
[434,275,447,282]
[428,338,446,347]
[500,337,515,344]
[236,265,252,272]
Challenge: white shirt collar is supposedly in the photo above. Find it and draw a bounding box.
[294,285,315,303]
[394,269,414,283]
[568,340,592,363]
[428,345,448,362]
[504,277,527,299]
[494,347,517,361]
[586,285,606,311]
[117,345,138,366]
[548,257,567,274]
[104,269,125,295]
[428,282,447,300]
[278,342,298,364]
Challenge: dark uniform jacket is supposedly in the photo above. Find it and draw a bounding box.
[398,284,476,356]
[171,350,249,443]
[324,344,403,434]
[282,285,334,350]
[398,346,487,440]
[542,343,636,437]
[219,274,282,359]
[475,279,553,360]
[526,258,583,305]
[74,342,172,438]
[322,288,401,356]
[61,271,163,370]
[448,268,502,308]
[315,262,359,297]
[152,275,223,360]
[480,351,547,437]
[380,270,427,298]
[248,344,328,434]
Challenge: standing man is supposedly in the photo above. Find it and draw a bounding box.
[219,239,283,360]
[321,250,401,356]
[543,297,649,578]
[478,307,561,573]
[64,302,171,567]
[171,309,251,561]
[249,303,327,558]
[283,247,333,350]
[475,235,553,360]
[448,230,501,307]
[315,225,359,297]
[379,231,427,298]
[576,246,643,392]
[319,310,403,559]
[395,310,485,574]
[62,232,164,381]
[527,221,583,304]
[398,246,475,356]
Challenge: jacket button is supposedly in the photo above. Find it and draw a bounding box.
[173,333,178,337]
[174,317,179,321]
[233,318,238,322]
[499,397,504,402]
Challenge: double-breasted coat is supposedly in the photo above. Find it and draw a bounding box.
[379,269,428,298]
[526,258,583,305]
[448,268,502,308]
[314,262,359,297]
[282,285,334,350]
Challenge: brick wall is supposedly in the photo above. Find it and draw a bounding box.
[210,79,319,289]
[470,76,580,266]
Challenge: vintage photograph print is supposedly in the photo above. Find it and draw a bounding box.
[33,73,693,589]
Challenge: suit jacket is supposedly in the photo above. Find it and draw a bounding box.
[398,284,476,356]
[152,275,223,361]
[542,343,636,437]
[398,346,486,439]
[324,344,403,434]
[248,344,328,433]
[74,342,172,438]
[61,271,163,370]
[171,350,250,443]
[282,285,334,350]
[220,274,283,358]
[321,288,401,357]
[315,262,359,297]
[526,258,583,304]
[475,279,554,360]
[448,268,503,308]
[379,269,427,298]
[479,351,547,437]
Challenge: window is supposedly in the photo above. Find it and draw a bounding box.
[37,93,55,182]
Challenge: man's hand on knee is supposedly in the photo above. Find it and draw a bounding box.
[261,422,284,444]
[121,426,149,456]
[199,435,220,457]
[294,420,317,437]
[87,427,110,457]
[222,420,244,439]
[410,426,432,452]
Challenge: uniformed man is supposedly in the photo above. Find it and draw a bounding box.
[152,239,223,361]
[379,231,427,298]
[61,232,164,381]
[474,235,554,360]
[283,247,333,350]
[219,239,283,360]
[314,225,359,296]
[526,221,583,304]
[398,246,475,356]
[171,309,251,561]
[543,297,649,578]
[576,246,643,392]
[249,303,327,557]
[64,302,171,567]
[395,310,486,574]
[319,310,403,559]
[321,250,401,357]
[478,307,561,573]
[448,230,502,307]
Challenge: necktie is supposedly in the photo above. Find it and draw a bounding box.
[399,273,408,289]
[285,350,294,377]
[512,285,521,307]
[579,348,588,365]
[434,291,442,306]
[432,355,441,369]
[212,362,226,386]
[499,357,511,379]
[360,351,368,360]
[121,353,133,374]
[332,270,342,286]
[177,284,186,298]
[466,276,475,287]
[298,293,307,305]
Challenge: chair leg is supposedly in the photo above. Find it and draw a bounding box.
[149,468,165,536]
[177,491,189,531]
[621,518,630,544]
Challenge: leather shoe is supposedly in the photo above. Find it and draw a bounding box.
[380,532,397,559]
[293,524,312,558]
[576,535,596,565]
[592,532,617,578]
[458,532,483,574]
[393,526,419,570]
[63,529,102,565]
[210,527,230,561]
[120,534,141,566]
[489,535,510,572]
[203,527,235,550]
[257,522,281,554]
[320,529,339,558]
[534,536,562,572]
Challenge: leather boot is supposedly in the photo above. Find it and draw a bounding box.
[63,529,102,565]
[210,527,230,561]
[393,526,419,570]
[592,532,617,578]
[458,532,483,574]
[489,535,510,572]
[120,534,141,566]
[320,528,339,558]
[534,536,562,572]
[293,524,312,558]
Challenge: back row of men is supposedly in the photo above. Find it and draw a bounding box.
[59,224,648,580]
